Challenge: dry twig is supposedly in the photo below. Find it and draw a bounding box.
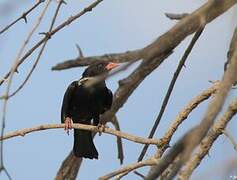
[0,0,104,86]
[0,0,44,34]
[0,1,52,176]
[146,25,237,180]
[178,98,237,179]
[0,123,160,146]
[138,27,205,162]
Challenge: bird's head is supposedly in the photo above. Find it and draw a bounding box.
[78,62,119,87]
[82,62,119,78]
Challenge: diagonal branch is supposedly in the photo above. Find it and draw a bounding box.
[99,158,157,180]
[0,0,104,86]
[52,0,237,71]
[222,130,237,151]
[111,116,124,165]
[178,98,237,179]
[0,0,44,35]
[0,0,52,174]
[138,27,205,162]
[100,82,219,179]
[4,0,65,99]
[146,25,237,180]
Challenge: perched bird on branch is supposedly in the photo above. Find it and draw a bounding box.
[61,62,118,159]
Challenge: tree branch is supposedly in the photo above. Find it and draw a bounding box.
[138,27,204,162]
[0,123,160,146]
[52,0,237,70]
[222,130,237,151]
[99,158,157,180]
[0,0,44,35]
[0,0,104,86]
[178,97,237,179]
[111,116,124,165]
[146,24,237,180]
[99,82,219,179]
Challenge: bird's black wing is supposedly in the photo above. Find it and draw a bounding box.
[61,81,77,123]
[103,88,113,111]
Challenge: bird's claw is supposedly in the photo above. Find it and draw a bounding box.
[97,123,107,136]
[64,117,73,135]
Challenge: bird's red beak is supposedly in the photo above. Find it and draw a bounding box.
[105,62,119,71]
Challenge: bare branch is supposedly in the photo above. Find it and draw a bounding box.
[0,123,161,146]
[178,98,237,179]
[146,25,237,180]
[138,27,204,162]
[52,0,237,71]
[0,0,44,35]
[0,0,104,86]
[52,49,142,70]
[100,82,219,179]
[55,151,83,180]
[111,116,124,165]
[100,158,157,180]
[222,130,237,150]
[5,0,65,99]
[0,0,51,173]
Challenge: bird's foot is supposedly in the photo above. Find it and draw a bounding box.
[64,117,73,135]
[97,123,107,136]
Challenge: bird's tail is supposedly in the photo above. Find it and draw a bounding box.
[73,129,98,159]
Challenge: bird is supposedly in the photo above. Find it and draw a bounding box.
[61,62,119,159]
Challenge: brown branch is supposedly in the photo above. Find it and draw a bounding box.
[99,158,157,180]
[155,81,219,157]
[99,82,219,179]
[222,130,237,150]
[0,0,51,172]
[52,0,237,71]
[0,123,160,145]
[52,49,142,70]
[4,0,65,99]
[54,1,237,179]
[0,0,44,35]
[138,27,204,162]
[178,98,237,179]
[0,0,104,86]
[55,151,83,180]
[146,24,237,180]
[111,116,124,165]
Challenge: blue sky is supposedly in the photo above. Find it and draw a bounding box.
[0,1,237,179]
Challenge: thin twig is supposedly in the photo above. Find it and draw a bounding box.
[178,98,237,179]
[0,0,44,35]
[100,158,157,180]
[222,130,237,151]
[146,24,237,180]
[134,171,145,179]
[111,116,124,165]
[6,0,65,99]
[138,27,204,162]
[103,82,219,180]
[52,49,142,70]
[0,0,51,174]
[0,0,104,86]
[52,0,237,71]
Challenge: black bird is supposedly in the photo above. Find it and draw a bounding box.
[61,62,119,159]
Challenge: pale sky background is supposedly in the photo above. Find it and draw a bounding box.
[0,1,237,180]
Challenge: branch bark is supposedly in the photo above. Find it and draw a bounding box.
[146,24,237,179]
[178,98,237,179]
[0,123,160,146]
[52,0,237,70]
